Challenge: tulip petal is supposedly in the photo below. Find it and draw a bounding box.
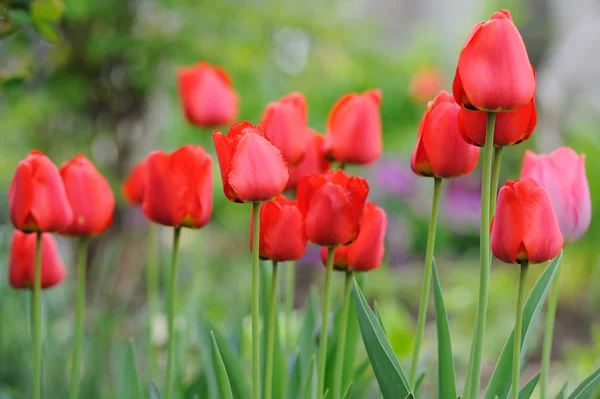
[305,182,356,246]
[9,161,35,231]
[491,184,527,263]
[143,151,178,226]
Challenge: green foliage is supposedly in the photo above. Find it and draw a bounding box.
[567,367,600,399]
[210,331,233,399]
[518,373,540,399]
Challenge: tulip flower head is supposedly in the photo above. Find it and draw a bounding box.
[122,161,146,206]
[250,195,307,261]
[142,145,213,228]
[177,61,239,127]
[9,231,65,289]
[521,147,591,243]
[297,170,369,247]
[458,96,537,147]
[324,89,383,165]
[320,202,386,271]
[9,150,73,233]
[213,121,289,203]
[491,179,563,264]
[260,92,310,165]
[453,10,535,111]
[60,154,115,236]
[410,91,480,178]
[286,129,331,191]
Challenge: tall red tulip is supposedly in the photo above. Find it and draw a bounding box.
[324,89,382,165]
[250,195,307,261]
[9,150,73,233]
[9,231,65,289]
[142,145,212,228]
[213,121,288,203]
[491,179,563,264]
[452,10,535,111]
[410,91,480,178]
[286,129,331,191]
[260,92,310,165]
[60,154,115,236]
[521,147,591,243]
[177,62,238,127]
[458,96,537,147]
[297,170,369,247]
[319,202,386,271]
[122,161,145,206]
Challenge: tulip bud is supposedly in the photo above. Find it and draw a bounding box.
[9,231,65,289]
[122,161,146,206]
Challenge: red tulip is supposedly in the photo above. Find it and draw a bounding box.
[249,195,307,261]
[324,89,382,165]
[213,121,289,203]
[286,129,331,191]
[122,161,145,206]
[9,231,65,289]
[457,96,537,147]
[410,91,480,178]
[9,150,73,233]
[491,179,563,264]
[142,145,213,228]
[319,202,386,271]
[521,147,591,243]
[260,92,310,165]
[452,10,535,111]
[177,61,238,127]
[297,170,369,247]
[408,67,445,104]
[60,154,115,236]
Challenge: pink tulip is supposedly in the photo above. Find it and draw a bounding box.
[520,147,591,243]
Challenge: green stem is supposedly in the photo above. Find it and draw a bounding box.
[317,247,335,397]
[540,262,561,399]
[466,112,496,399]
[285,261,295,360]
[146,223,159,380]
[512,263,528,399]
[165,227,182,399]
[252,202,262,399]
[32,231,42,399]
[69,237,89,399]
[490,146,503,219]
[332,271,353,399]
[264,261,279,399]
[409,177,442,384]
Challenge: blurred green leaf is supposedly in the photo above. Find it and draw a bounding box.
[484,252,562,399]
[30,0,64,42]
[555,383,568,399]
[352,279,413,399]
[122,340,143,399]
[518,373,540,399]
[210,331,234,399]
[301,355,318,399]
[32,20,60,42]
[342,381,353,399]
[149,382,161,399]
[432,260,457,399]
[567,366,600,399]
[414,372,425,394]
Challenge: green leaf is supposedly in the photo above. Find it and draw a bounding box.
[414,372,425,394]
[210,331,234,399]
[352,279,413,399]
[32,20,60,42]
[30,0,64,22]
[301,355,318,399]
[483,253,562,399]
[567,367,600,399]
[123,340,143,399]
[432,260,457,399]
[149,382,161,399]
[518,373,540,399]
[555,383,568,399]
[342,381,353,399]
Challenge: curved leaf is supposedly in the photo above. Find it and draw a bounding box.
[518,373,540,399]
[567,367,600,399]
[210,331,234,399]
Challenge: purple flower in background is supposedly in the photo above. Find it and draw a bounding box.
[443,176,481,233]
[370,158,417,198]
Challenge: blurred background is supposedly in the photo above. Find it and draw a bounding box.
[1,0,599,397]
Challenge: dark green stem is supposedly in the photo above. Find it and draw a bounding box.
[264,261,279,399]
[317,247,335,396]
[332,270,353,399]
[252,202,262,399]
[32,231,42,399]
[512,263,528,399]
[165,227,182,399]
[69,237,89,399]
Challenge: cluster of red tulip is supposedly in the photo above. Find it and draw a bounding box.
[6,9,593,399]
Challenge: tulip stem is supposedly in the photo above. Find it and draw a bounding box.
[69,237,89,399]
[285,261,295,359]
[265,261,279,399]
[490,147,503,217]
[251,202,262,399]
[410,177,442,384]
[465,111,496,399]
[146,223,160,380]
[32,232,42,399]
[513,262,528,399]
[165,227,182,399]
[541,261,561,399]
[333,270,354,399]
[317,247,335,397]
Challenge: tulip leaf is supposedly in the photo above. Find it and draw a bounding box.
[432,260,457,399]
[210,331,234,399]
[555,383,568,399]
[414,372,426,394]
[149,382,161,399]
[123,339,143,399]
[483,252,562,399]
[301,355,318,399]
[343,381,353,399]
[352,279,413,399]
[567,366,600,399]
[518,372,540,399]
